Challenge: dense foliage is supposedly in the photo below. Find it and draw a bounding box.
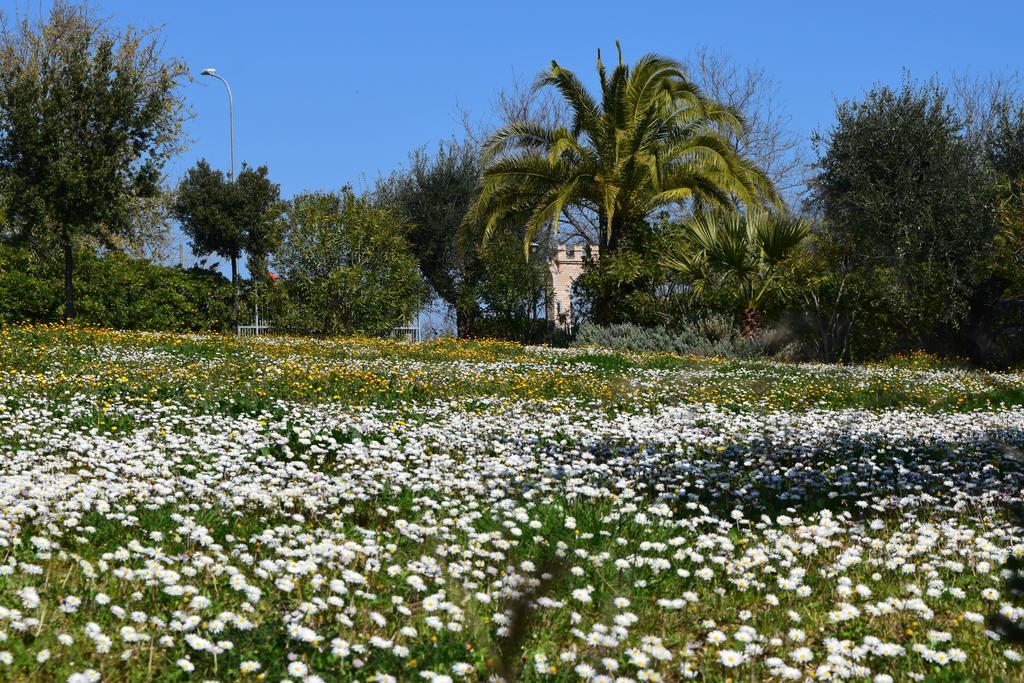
[663,209,810,338]
[272,189,426,336]
[171,160,283,324]
[376,140,554,340]
[809,80,993,355]
[573,77,1024,366]
[468,229,554,342]
[807,78,1024,364]
[375,141,483,336]
[0,243,231,330]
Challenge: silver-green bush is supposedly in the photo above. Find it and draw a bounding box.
[573,317,764,357]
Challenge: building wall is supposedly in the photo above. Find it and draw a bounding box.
[546,244,597,330]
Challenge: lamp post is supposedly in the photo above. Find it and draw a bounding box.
[200,67,240,329]
[200,68,235,180]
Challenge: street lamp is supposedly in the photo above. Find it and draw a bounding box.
[200,67,240,330]
[200,67,235,180]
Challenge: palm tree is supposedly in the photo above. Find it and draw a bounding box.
[465,43,779,319]
[663,209,810,338]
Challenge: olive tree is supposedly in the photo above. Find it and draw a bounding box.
[0,2,188,319]
[274,189,426,336]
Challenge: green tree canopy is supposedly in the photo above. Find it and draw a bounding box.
[172,160,240,261]
[376,139,556,338]
[988,103,1024,296]
[988,103,1024,178]
[811,79,992,273]
[375,140,482,336]
[0,1,188,319]
[466,45,777,249]
[171,160,283,324]
[273,189,426,336]
[809,77,996,355]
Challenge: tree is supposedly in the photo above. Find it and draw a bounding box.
[171,159,239,270]
[809,77,994,354]
[988,101,1024,178]
[0,2,188,319]
[950,69,1023,154]
[376,74,572,338]
[990,105,1024,291]
[171,160,282,325]
[663,209,810,338]
[376,139,561,340]
[572,220,697,329]
[273,189,426,336]
[0,241,232,330]
[466,44,777,323]
[470,228,555,340]
[235,163,284,283]
[98,193,177,263]
[375,140,482,336]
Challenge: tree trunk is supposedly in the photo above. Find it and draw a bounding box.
[591,213,629,326]
[605,216,625,254]
[740,308,760,341]
[589,211,618,327]
[63,233,75,321]
[455,306,473,339]
[231,254,239,332]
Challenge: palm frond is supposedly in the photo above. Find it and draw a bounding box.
[482,121,565,162]
[753,211,811,266]
[537,63,601,139]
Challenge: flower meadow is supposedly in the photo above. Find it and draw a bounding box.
[1,327,1024,682]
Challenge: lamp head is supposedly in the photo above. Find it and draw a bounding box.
[200,68,217,77]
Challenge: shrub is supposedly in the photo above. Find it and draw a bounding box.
[0,243,233,331]
[0,243,62,322]
[272,189,427,336]
[874,350,971,371]
[571,226,694,328]
[573,317,764,358]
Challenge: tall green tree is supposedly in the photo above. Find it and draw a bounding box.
[171,160,282,325]
[235,164,284,282]
[809,78,994,354]
[375,140,483,336]
[273,189,426,336]
[470,228,554,340]
[988,104,1024,297]
[986,107,1024,311]
[376,140,559,339]
[0,2,188,319]
[172,159,238,264]
[466,44,777,323]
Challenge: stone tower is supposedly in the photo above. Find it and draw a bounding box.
[546,244,597,331]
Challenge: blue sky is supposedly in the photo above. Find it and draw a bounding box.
[20,0,1020,201]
